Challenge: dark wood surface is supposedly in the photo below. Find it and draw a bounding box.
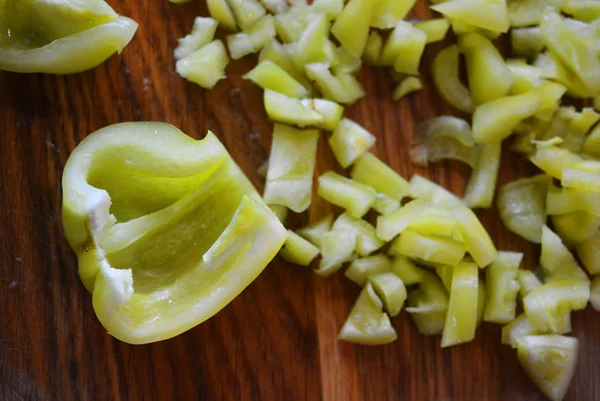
[1,1,599,400]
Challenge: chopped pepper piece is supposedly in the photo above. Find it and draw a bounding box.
[392,77,423,101]
[227,0,266,31]
[297,214,334,248]
[546,185,600,217]
[523,280,590,333]
[363,31,383,66]
[441,260,479,347]
[331,0,375,58]
[345,254,392,286]
[518,269,543,300]
[174,17,218,60]
[590,276,600,311]
[511,27,545,59]
[501,313,542,349]
[332,213,384,257]
[316,230,356,277]
[472,92,540,144]
[263,124,318,213]
[351,153,410,201]
[517,335,579,401]
[370,272,407,317]
[459,32,513,105]
[391,229,466,267]
[406,271,449,336]
[207,0,238,31]
[484,252,521,324]
[463,142,502,209]
[227,14,276,59]
[371,0,415,29]
[292,13,329,67]
[279,230,320,266]
[432,45,475,113]
[244,60,309,98]
[0,0,137,74]
[318,172,377,218]
[392,256,428,286]
[409,175,464,207]
[431,0,510,33]
[373,193,400,215]
[377,199,453,242]
[380,21,427,75]
[329,118,376,168]
[263,90,325,127]
[552,211,600,246]
[338,283,398,345]
[176,40,230,89]
[415,18,450,44]
[497,174,552,243]
[575,231,600,275]
[62,123,287,344]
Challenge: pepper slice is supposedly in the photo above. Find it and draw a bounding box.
[62,123,287,344]
[0,0,137,73]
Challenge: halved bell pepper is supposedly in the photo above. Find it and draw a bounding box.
[62,123,287,344]
[0,0,137,73]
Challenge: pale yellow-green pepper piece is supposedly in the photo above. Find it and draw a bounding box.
[552,211,600,246]
[332,212,385,257]
[497,174,552,243]
[561,0,600,22]
[329,118,376,168]
[501,313,542,349]
[415,18,450,44]
[338,283,398,344]
[409,174,464,207]
[546,185,600,216]
[459,32,513,105]
[540,8,600,95]
[517,335,579,401]
[318,172,377,218]
[431,0,510,33]
[377,199,453,241]
[259,40,313,90]
[406,271,449,336]
[518,270,543,300]
[373,193,400,215]
[484,252,521,324]
[391,256,428,286]
[227,0,266,31]
[370,272,407,317]
[263,90,324,126]
[472,92,540,144]
[297,214,334,248]
[259,0,288,14]
[244,60,309,98]
[63,123,286,344]
[541,225,590,284]
[463,142,502,209]
[432,45,475,113]
[507,59,543,94]
[345,254,392,286]
[174,17,218,60]
[176,40,230,89]
[392,77,423,101]
[511,27,544,59]
[362,31,383,66]
[508,0,561,28]
[207,0,238,31]
[312,0,344,19]
[351,153,410,201]
[331,0,375,58]
[0,0,137,74]
[523,280,590,333]
[263,124,319,213]
[441,260,479,347]
[315,230,356,277]
[391,229,466,267]
[575,231,600,275]
[279,230,320,266]
[305,63,363,104]
[371,0,416,29]
[292,13,329,67]
[380,21,427,75]
[227,14,276,59]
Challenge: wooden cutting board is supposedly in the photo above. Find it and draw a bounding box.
[1,2,599,400]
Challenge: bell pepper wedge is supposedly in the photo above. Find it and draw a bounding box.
[540,226,590,284]
[406,271,449,336]
[518,269,543,300]
[430,0,510,34]
[497,174,552,243]
[463,142,502,209]
[432,45,475,114]
[262,124,319,213]
[174,17,218,61]
[484,252,522,324]
[501,313,542,349]
[517,335,579,401]
[552,211,600,246]
[391,229,467,267]
[345,254,392,286]
[332,212,384,257]
[441,260,479,347]
[351,153,410,201]
[62,123,287,344]
[331,0,375,58]
[0,0,137,74]
[511,27,545,59]
[318,172,377,218]
[297,214,334,249]
[575,230,600,275]
[408,175,464,208]
[328,118,376,167]
[279,230,320,266]
[338,283,398,344]
[369,272,407,317]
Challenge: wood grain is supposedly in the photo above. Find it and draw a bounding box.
[1,1,599,400]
